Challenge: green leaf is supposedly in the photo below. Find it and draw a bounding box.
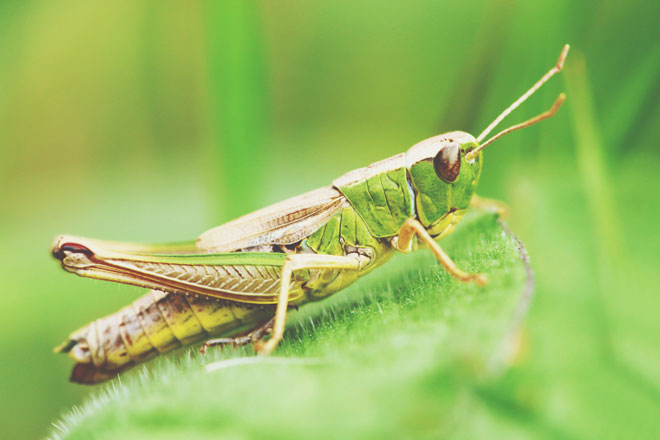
[49,214,537,440]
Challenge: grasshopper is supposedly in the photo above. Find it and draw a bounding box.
[52,45,569,384]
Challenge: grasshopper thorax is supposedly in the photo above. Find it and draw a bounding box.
[405,131,482,231]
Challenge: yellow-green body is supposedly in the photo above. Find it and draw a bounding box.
[55,132,482,384]
[54,44,568,385]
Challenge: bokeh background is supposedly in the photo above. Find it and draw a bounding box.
[1,1,659,438]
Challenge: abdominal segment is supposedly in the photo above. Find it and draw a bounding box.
[56,290,274,384]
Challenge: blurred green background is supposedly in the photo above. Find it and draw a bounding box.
[1,1,659,438]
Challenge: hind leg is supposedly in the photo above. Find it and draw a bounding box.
[200,317,274,355]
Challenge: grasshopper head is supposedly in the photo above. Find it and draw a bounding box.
[405,131,482,231]
[405,45,570,234]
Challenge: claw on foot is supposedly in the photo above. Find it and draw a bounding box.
[256,339,277,356]
[472,273,488,286]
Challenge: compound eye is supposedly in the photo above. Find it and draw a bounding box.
[433,142,461,183]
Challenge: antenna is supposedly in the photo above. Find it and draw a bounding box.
[467,44,570,161]
[467,93,566,161]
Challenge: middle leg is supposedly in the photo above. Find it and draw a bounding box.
[256,253,364,356]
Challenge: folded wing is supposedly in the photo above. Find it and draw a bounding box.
[197,186,346,252]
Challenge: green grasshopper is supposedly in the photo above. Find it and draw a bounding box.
[52,45,569,384]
